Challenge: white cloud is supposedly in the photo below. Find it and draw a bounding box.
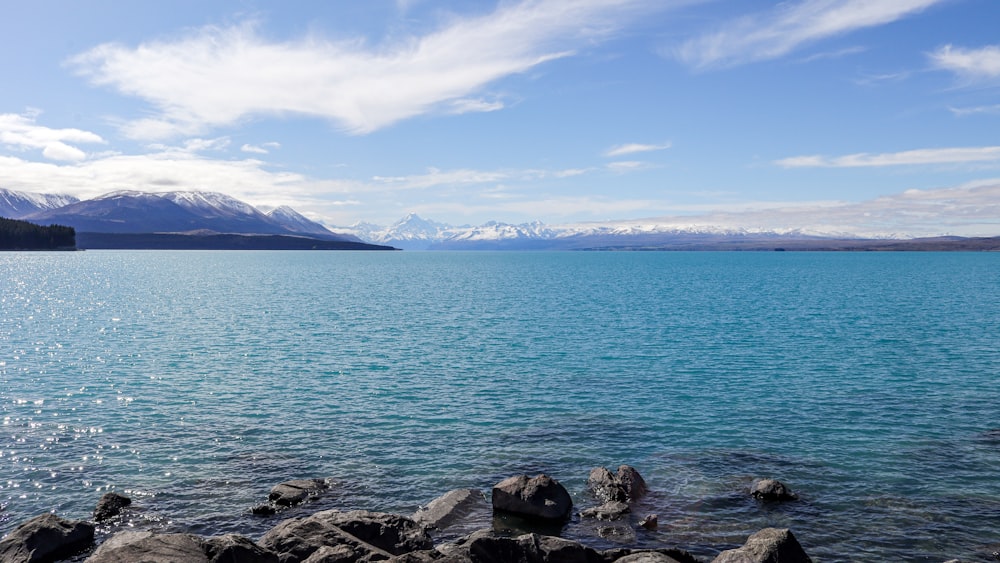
[695,180,1000,237]
[0,112,105,161]
[949,104,1000,117]
[775,146,1000,168]
[241,143,269,154]
[69,1,674,138]
[41,142,88,162]
[0,148,356,209]
[676,0,944,69]
[604,142,671,157]
[241,141,281,154]
[373,167,509,190]
[607,160,648,172]
[449,97,505,114]
[929,44,1000,80]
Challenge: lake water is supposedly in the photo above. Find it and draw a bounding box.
[2,250,999,561]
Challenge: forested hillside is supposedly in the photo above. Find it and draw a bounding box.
[0,217,75,250]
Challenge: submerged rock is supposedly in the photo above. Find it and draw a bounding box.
[411,488,490,532]
[491,474,573,522]
[712,528,812,563]
[268,478,329,507]
[580,500,630,521]
[749,479,798,502]
[0,513,94,563]
[93,492,132,522]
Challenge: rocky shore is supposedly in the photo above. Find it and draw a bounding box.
[0,466,831,563]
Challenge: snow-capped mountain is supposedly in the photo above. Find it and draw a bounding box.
[340,214,839,250]
[266,205,362,241]
[345,213,458,249]
[18,189,353,240]
[0,188,79,219]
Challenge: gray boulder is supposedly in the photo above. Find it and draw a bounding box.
[588,465,648,503]
[93,492,132,522]
[749,479,797,502]
[260,509,432,563]
[0,513,94,563]
[411,488,490,532]
[491,475,573,521]
[269,479,329,507]
[712,528,812,563]
[85,531,277,563]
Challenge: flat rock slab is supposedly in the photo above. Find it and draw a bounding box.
[85,531,277,563]
[580,500,630,521]
[260,509,432,563]
[411,488,490,532]
[269,479,329,507]
[0,513,94,563]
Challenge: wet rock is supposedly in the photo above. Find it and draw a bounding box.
[85,531,277,563]
[588,465,648,503]
[580,501,630,521]
[260,509,432,563]
[93,492,132,522]
[491,474,573,521]
[252,504,278,516]
[614,553,691,563]
[412,488,490,532]
[615,465,649,501]
[749,479,798,502]
[597,524,636,544]
[403,530,698,563]
[712,528,812,563]
[207,534,280,563]
[0,513,94,563]
[638,514,659,530]
[269,478,329,507]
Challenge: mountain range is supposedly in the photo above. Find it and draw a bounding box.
[1,188,359,242]
[4,187,999,251]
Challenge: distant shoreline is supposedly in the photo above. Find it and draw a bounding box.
[75,232,398,251]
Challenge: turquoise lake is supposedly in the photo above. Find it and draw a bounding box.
[2,250,999,561]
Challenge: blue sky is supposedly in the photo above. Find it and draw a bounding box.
[2,0,1000,235]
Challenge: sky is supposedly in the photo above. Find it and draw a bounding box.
[2,0,1000,236]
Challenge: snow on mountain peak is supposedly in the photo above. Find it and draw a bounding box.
[0,188,80,219]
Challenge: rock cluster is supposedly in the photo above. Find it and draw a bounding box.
[0,468,822,563]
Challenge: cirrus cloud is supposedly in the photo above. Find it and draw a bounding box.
[929,44,1000,81]
[775,146,1000,168]
[675,0,944,69]
[69,0,677,139]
